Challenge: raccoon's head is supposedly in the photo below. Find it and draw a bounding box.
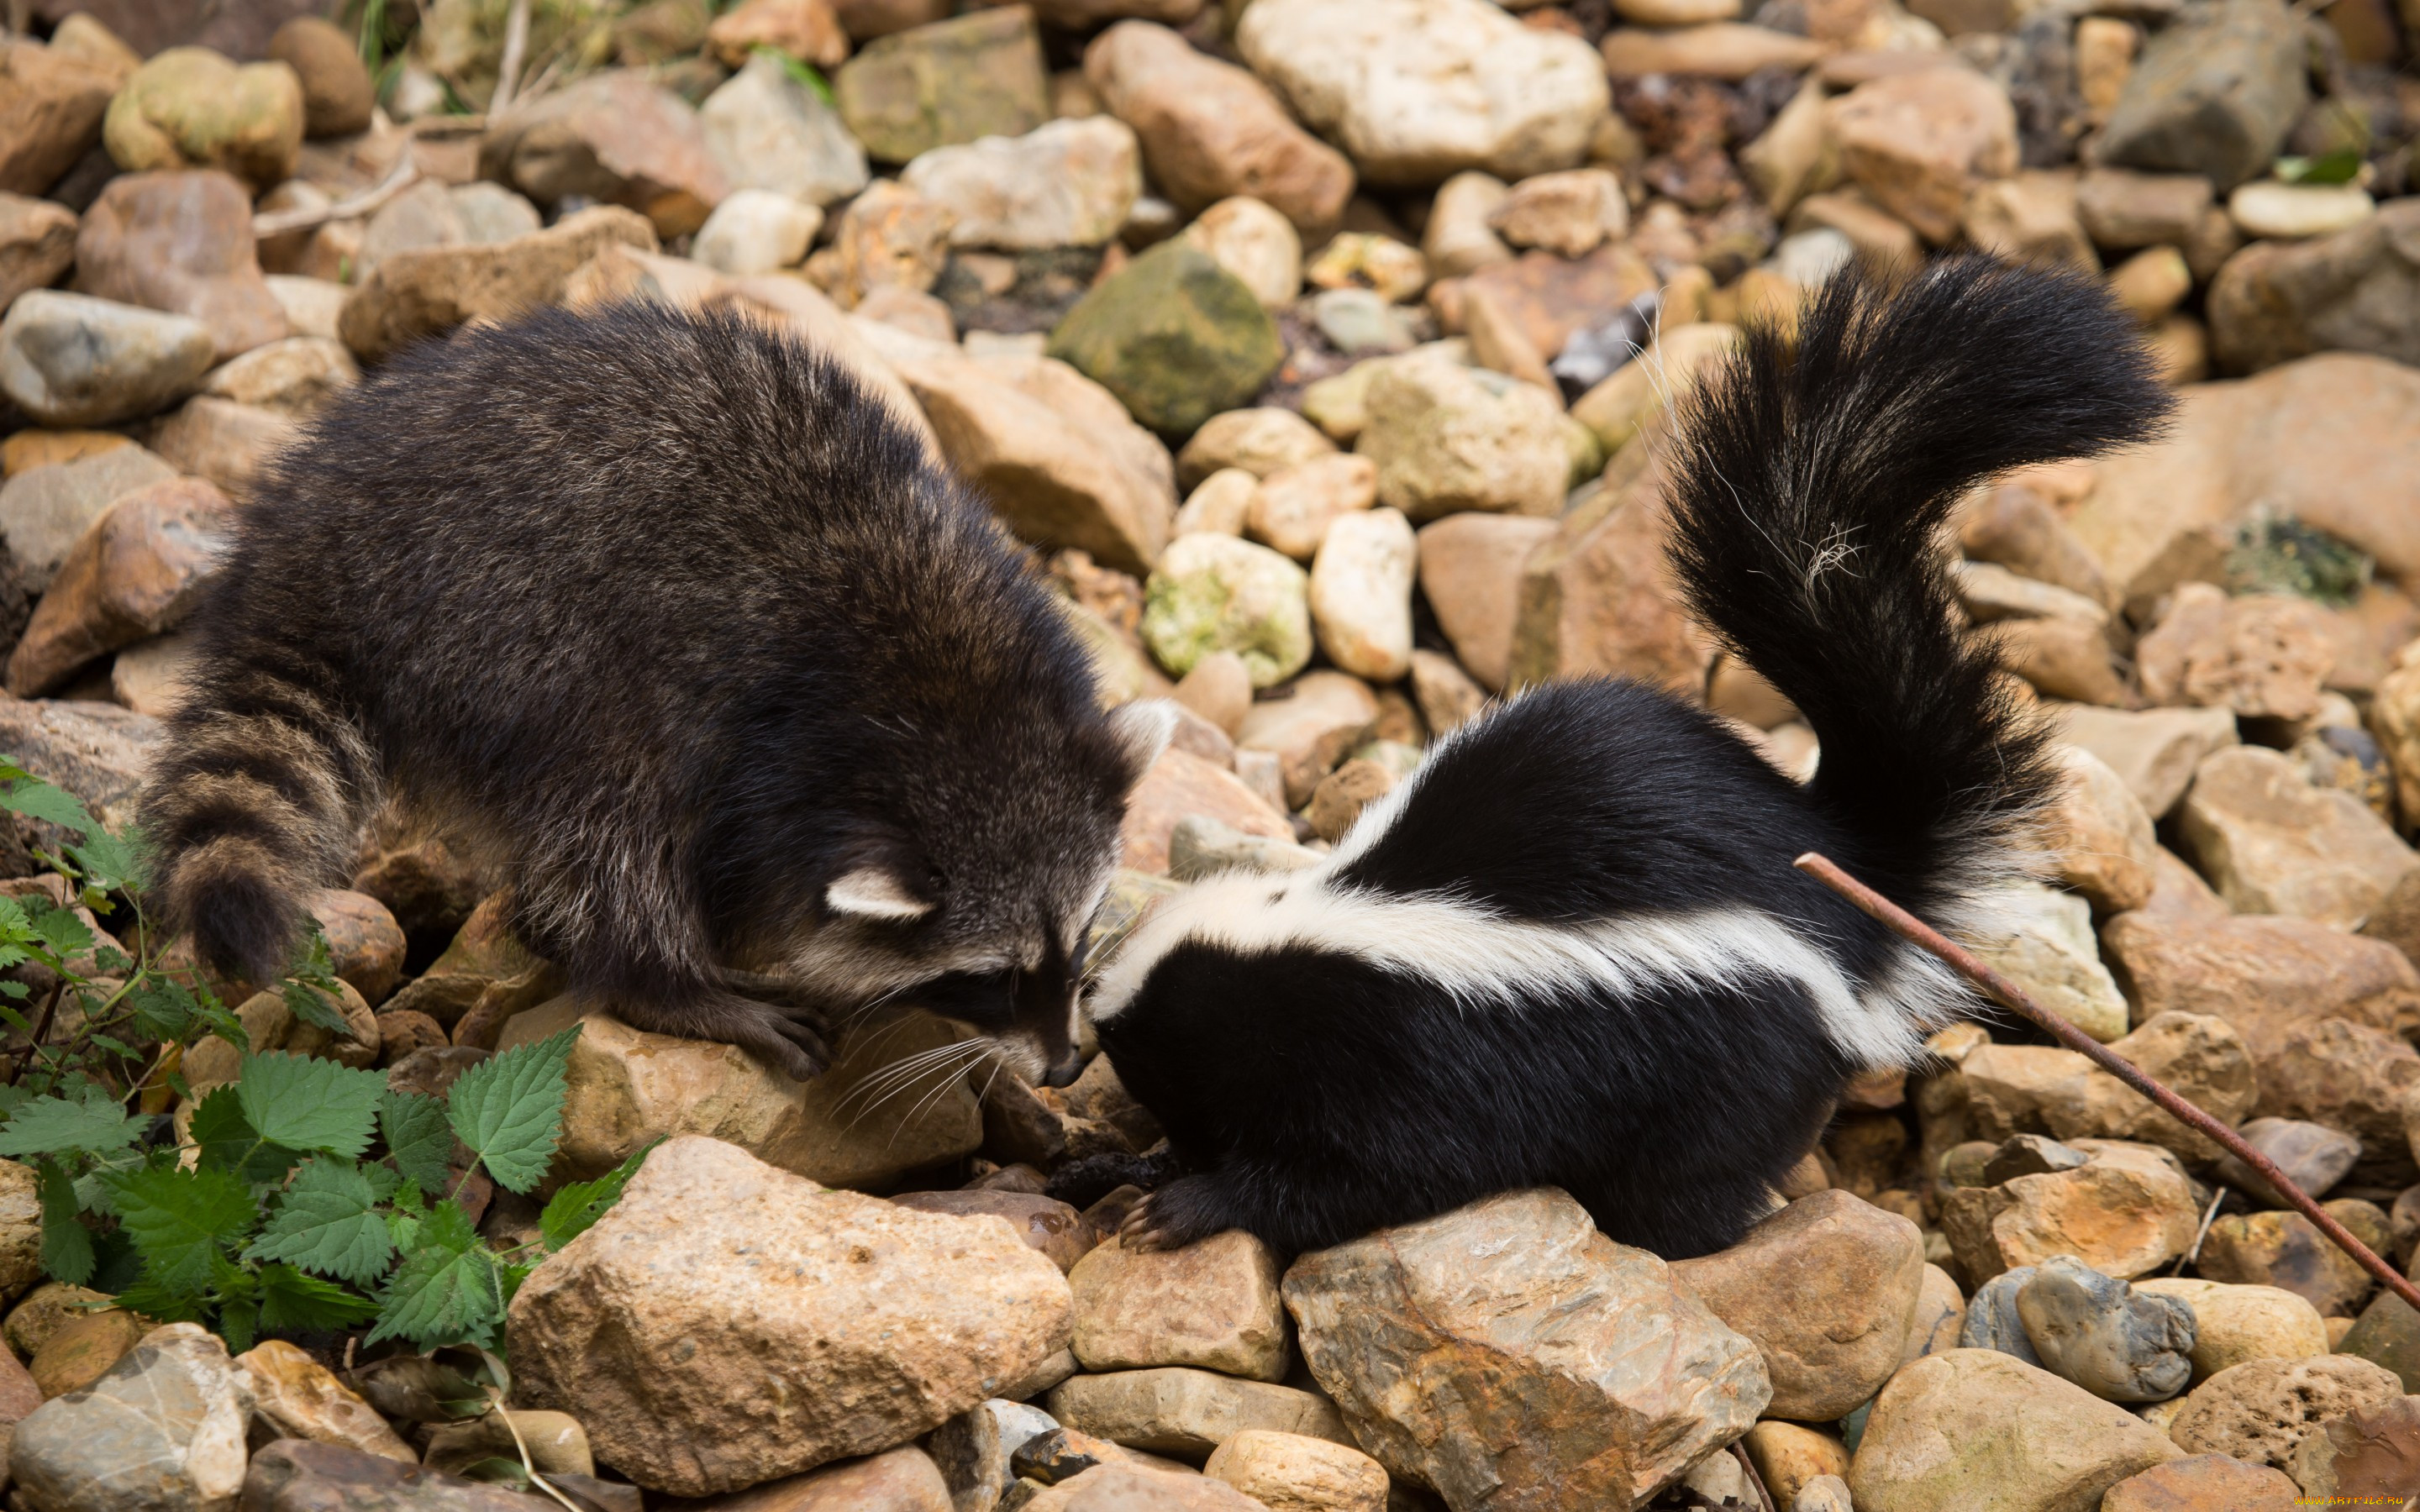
[790,697,1175,1086]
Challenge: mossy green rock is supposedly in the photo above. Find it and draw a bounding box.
[1049,241,1286,439]
[1141,533,1311,689]
[833,7,1048,164]
[2338,1289,2420,1391]
[103,46,302,191]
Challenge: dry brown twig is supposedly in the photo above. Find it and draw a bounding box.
[252,150,423,239]
[489,0,533,118]
[1795,850,2420,1317]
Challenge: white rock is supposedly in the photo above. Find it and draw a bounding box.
[1967,880,2131,1042]
[1177,467,1260,537]
[1310,507,1417,683]
[701,52,871,207]
[1237,0,1611,186]
[0,291,216,428]
[902,117,1143,251]
[2227,181,2375,241]
[692,188,823,275]
[1181,197,1302,308]
[11,1322,254,1510]
[1423,170,1513,276]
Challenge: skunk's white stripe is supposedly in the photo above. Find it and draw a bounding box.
[1088,868,1940,1068]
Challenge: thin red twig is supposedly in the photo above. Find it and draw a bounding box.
[1794,850,2420,1318]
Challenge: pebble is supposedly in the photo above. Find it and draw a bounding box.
[1960,1266,2046,1365]
[2132,1278,2328,1387]
[4,1284,112,1362]
[693,189,824,276]
[1202,1429,1387,1512]
[1304,233,1428,305]
[1141,533,1313,690]
[2096,908,2419,1067]
[1940,1141,2202,1284]
[2096,0,2308,189]
[701,52,871,208]
[103,46,302,190]
[1902,1263,1967,1362]
[2257,1016,2420,1174]
[2168,1354,2403,1474]
[340,206,660,363]
[1488,168,1628,259]
[1167,814,1322,882]
[0,34,115,197]
[902,117,1143,252]
[2100,1454,2300,1512]
[2039,744,2160,913]
[1176,408,1336,490]
[2193,1202,2386,1319]
[1742,1420,1849,1505]
[708,0,853,71]
[2208,202,2420,373]
[1823,70,2019,244]
[200,335,358,417]
[1306,758,1397,843]
[12,1321,254,1510]
[1422,172,1512,278]
[424,1408,592,1479]
[2216,1120,2360,1208]
[1171,649,1252,736]
[2012,1255,2196,1403]
[834,8,1050,164]
[267,16,374,138]
[1048,1368,1349,1462]
[1310,288,1414,357]
[1048,240,1284,438]
[1252,454,1379,562]
[2139,584,2336,722]
[1308,507,1415,682]
[0,290,214,428]
[1408,647,1487,735]
[1236,670,1381,807]
[0,192,77,312]
[4,475,234,698]
[28,1307,147,1399]
[1964,880,2131,1042]
[1849,1350,2183,1511]
[1568,322,1739,456]
[1069,1231,1290,1382]
[1023,1462,1265,1511]
[892,1190,1100,1273]
[2335,1289,2419,1391]
[1283,1189,1767,1507]
[1179,197,1302,311]
[1599,23,1824,81]
[1356,350,1567,522]
[2286,1392,2420,1498]
[2108,245,2194,326]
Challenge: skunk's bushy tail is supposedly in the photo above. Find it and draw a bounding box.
[1666,257,2172,907]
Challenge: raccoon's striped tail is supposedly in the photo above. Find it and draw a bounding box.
[141,652,378,987]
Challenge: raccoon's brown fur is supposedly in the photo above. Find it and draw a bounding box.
[143,303,1169,1082]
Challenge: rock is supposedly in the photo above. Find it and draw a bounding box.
[1488,168,1628,260]
[897,348,1176,575]
[1176,408,1335,491]
[2137,584,2334,721]
[2286,1392,2420,1500]
[264,274,345,343]
[103,46,302,191]
[834,7,1049,165]
[266,18,373,140]
[2097,0,2307,190]
[2099,1455,2300,1512]
[2109,246,2194,325]
[0,445,181,604]
[1965,882,2132,1042]
[5,475,234,697]
[1356,350,1567,522]
[1307,507,1414,684]
[1178,467,1262,537]
[1903,1262,1967,1362]
[481,71,729,239]
[2228,181,2374,243]
[894,1189,1097,1274]
[2098,910,2419,1065]
[1599,22,1824,79]
[692,189,823,276]
[1824,69,2019,244]
[379,891,547,1030]
[237,1438,562,1512]
[1171,650,1252,736]
[1200,1431,1386,1512]
[1305,758,1396,843]
[1461,244,1660,370]
[338,205,659,362]
[1180,198,1302,311]
[2077,169,2217,254]
[0,192,76,313]
[1236,670,1380,806]
[2193,1204,2383,1318]
[1070,1231,1289,1382]
[1141,533,1313,690]
[2180,745,2417,928]
[1082,23,1352,236]
[2212,1118,2361,1207]
[825,178,954,306]
[2012,1255,2194,1403]
[1311,288,1413,359]
[929,1399,1058,1511]
[29,1308,146,1399]
[200,336,357,417]
[1569,322,1740,455]
[497,998,982,1191]
[2133,1278,2328,1386]
[2167,1355,2402,1473]
[1023,1462,1265,1511]
[0,39,114,197]
[1250,455,1378,562]
[708,0,852,69]
[1407,648,1486,735]
[1960,1014,2258,1164]
[1048,240,1284,438]
[236,1340,413,1465]
[424,1409,591,1479]
[1423,172,1513,281]
[11,1322,253,1511]
[508,1135,1069,1497]
[5,1284,111,1362]
[1282,1189,1769,1506]
[2053,705,2239,820]
[1118,746,1292,876]
[701,52,871,208]
[1940,1141,2201,1284]
[0,291,213,428]
[1415,513,1555,694]
[2337,1288,2420,1391]
[1743,1421,1850,1506]
[1963,170,2097,273]
[2206,200,2420,375]
[2041,745,2160,914]
[0,1159,37,1309]
[147,395,294,501]
[1846,1349,2182,1512]
[902,118,1140,252]
[1670,1189,1923,1421]
[1168,815,1320,882]
[2260,1016,2417,1171]
[1238,0,1607,187]
[1047,1369,1349,1462]
[1506,439,1708,696]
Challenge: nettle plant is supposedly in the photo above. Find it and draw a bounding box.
[0,759,645,1353]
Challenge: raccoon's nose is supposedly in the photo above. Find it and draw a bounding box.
[1042,1049,1084,1088]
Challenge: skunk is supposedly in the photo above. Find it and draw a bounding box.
[143,303,1170,1085]
[1090,259,2172,1258]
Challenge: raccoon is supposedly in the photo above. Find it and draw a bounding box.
[143,302,1171,1085]
[1090,259,2173,1258]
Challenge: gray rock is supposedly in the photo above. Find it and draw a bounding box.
[0,289,214,426]
[1311,287,1414,356]
[2097,0,2307,190]
[0,443,178,591]
[0,696,164,832]
[1168,814,1323,882]
[1959,1266,2044,1364]
[2014,1254,2196,1404]
[700,52,871,208]
[10,1321,254,1512]
[2207,198,2420,375]
[1981,1132,2091,1186]
[241,1437,585,1510]
[2213,1117,2362,1207]
[929,1398,1060,1512]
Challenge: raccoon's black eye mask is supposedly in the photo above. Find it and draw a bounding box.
[910,967,1023,1026]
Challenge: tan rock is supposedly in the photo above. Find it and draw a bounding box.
[1176,469,1258,540]
[1960,1011,2255,1165]
[377,891,548,1032]
[1939,1141,2200,1284]
[237,1340,413,1464]
[2176,745,2416,929]
[2194,1203,2384,1319]
[27,1308,145,1399]
[709,0,852,70]
[0,1161,34,1309]
[1307,506,1415,683]
[1181,197,1302,310]
[1995,617,2127,706]
[1407,648,1487,736]
[1355,351,1567,522]
[1423,171,1512,278]
[0,193,76,314]
[1671,1189,1923,1421]
[2167,1355,2403,1473]
[1069,1231,1289,1382]
[339,206,659,362]
[3,1284,110,1362]
[2138,585,2334,721]
[1236,670,1380,808]
[1965,880,2131,1042]
[481,70,729,239]
[1600,23,1826,79]
[496,996,982,1191]
[1119,747,1292,876]
[1958,475,2113,610]
[2131,1278,2328,1386]
[2260,1015,2418,1163]
[2097,911,2420,1064]
[1963,169,2097,272]
[1026,1462,1267,1511]
[2102,1454,2301,1512]
[199,335,356,417]
[103,49,302,191]
[145,394,292,501]
[1176,408,1336,491]
[2374,641,2420,832]
[1048,1368,1349,1462]
[72,169,287,363]
[1250,455,1376,563]
[1568,323,1740,456]
[508,1135,1071,1497]
[1824,69,2019,244]
[0,39,114,197]
[1305,758,1397,844]
[1414,512,1556,695]
[1201,1429,1386,1512]
[1171,650,1252,738]
[1902,1262,1966,1362]
[1506,438,1709,696]
[1281,1188,1769,1508]
[1488,168,1628,259]
[1743,1420,1849,1505]
[2078,168,2215,252]
[2052,704,2238,821]
[2286,1391,2420,1500]
[2041,745,2159,913]
[4,475,232,697]
[1459,243,1660,365]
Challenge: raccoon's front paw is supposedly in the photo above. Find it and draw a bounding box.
[720,1001,834,1083]
[1118,1175,1228,1252]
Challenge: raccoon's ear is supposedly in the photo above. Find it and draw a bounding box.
[825,865,934,921]
[1106,698,1178,790]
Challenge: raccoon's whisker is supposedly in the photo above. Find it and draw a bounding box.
[887,1049,994,1145]
[835,1041,992,1117]
[845,1043,994,1128]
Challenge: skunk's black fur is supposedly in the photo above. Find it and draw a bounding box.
[1092,260,2172,1259]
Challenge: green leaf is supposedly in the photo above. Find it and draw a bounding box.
[0,1089,143,1158]
[128,979,199,1045]
[23,902,92,964]
[257,1263,378,1334]
[367,1200,503,1352]
[380,1090,454,1192]
[236,1053,385,1158]
[112,1272,208,1323]
[281,981,352,1036]
[106,1163,256,1298]
[34,1158,92,1287]
[246,1158,397,1284]
[65,827,137,897]
[2275,146,2362,186]
[539,1137,660,1252]
[0,774,96,837]
[446,1026,579,1194]
[190,1084,303,1184]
